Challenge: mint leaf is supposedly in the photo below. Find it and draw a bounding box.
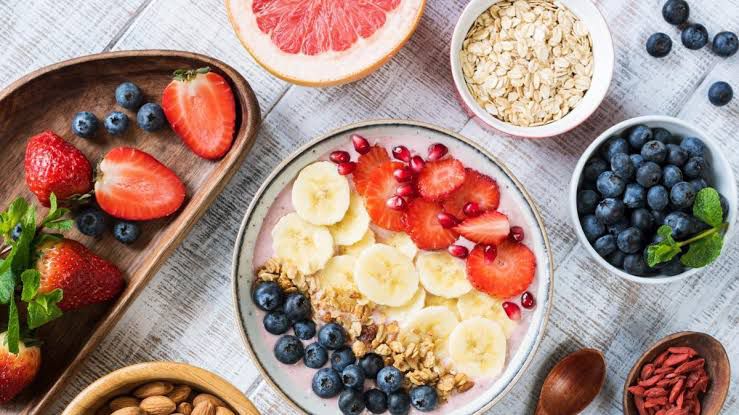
[27,289,63,330]
[20,269,40,302]
[10,206,36,275]
[693,188,723,227]
[43,219,73,231]
[6,297,19,354]
[646,225,682,267]
[0,198,29,239]
[681,232,723,268]
[0,260,15,304]
[41,193,71,228]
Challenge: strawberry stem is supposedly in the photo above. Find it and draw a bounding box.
[172,67,210,82]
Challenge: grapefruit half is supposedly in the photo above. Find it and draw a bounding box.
[226,0,426,86]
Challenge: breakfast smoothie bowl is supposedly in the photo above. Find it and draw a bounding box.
[232,120,553,414]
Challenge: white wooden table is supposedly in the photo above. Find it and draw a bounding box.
[1,1,737,413]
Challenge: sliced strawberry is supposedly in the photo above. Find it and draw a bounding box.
[454,211,510,245]
[442,168,500,218]
[466,241,536,299]
[353,146,391,196]
[405,198,459,250]
[416,158,465,201]
[95,147,187,220]
[162,68,236,160]
[363,166,406,232]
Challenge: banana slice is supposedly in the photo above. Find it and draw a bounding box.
[378,232,418,260]
[316,255,357,291]
[401,306,459,356]
[329,192,370,245]
[271,213,334,275]
[449,317,507,378]
[425,294,460,319]
[292,161,350,225]
[416,252,473,299]
[339,229,375,257]
[381,287,426,322]
[354,244,419,306]
[457,290,518,337]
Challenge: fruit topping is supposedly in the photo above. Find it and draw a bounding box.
[318,323,347,350]
[448,317,506,377]
[448,244,469,259]
[313,368,343,398]
[292,161,351,225]
[377,366,404,393]
[416,158,465,201]
[427,143,448,161]
[409,385,438,412]
[136,102,166,132]
[484,244,498,263]
[353,146,391,196]
[337,161,357,175]
[392,145,411,162]
[454,211,510,245]
[293,320,317,340]
[274,335,305,364]
[354,244,419,306]
[393,166,415,183]
[436,212,460,229]
[405,198,459,250]
[363,166,408,231]
[339,388,365,415]
[463,201,482,217]
[304,342,329,368]
[442,169,501,218]
[395,183,416,198]
[509,226,525,242]
[409,155,425,173]
[502,302,521,321]
[386,195,407,211]
[264,311,290,335]
[331,347,356,372]
[466,241,536,299]
[351,134,371,154]
[330,150,351,164]
[521,291,536,309]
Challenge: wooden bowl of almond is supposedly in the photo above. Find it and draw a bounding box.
[62,362,260,415]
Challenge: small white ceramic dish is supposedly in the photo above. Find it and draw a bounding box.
[450,0,614,138]
[569,115,737,284]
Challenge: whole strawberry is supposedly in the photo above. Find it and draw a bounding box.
[24,131,92,207]
[0,333,41,404]
[36,239,124,311]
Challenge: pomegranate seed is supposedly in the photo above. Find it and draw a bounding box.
[351,134,371,154]
[393,166,415,183]
[502,302,522,321]
[386,196,407,211]
[448,244,469,258]
[409,155,425,173]
[337,161,356,175]
[329,150,350,164]
[392,145,411,162]
[483,245,497,263]
[463,202,482,217]
[510,226,525,242]
[427,143,448,161]
[395,183,416,198]
[436,212,460,229]
[521,292,536,309]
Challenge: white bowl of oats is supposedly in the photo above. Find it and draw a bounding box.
[451,0,614,138]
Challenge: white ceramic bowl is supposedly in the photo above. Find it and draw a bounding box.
[569,115,737,284]
[450,0,614,138]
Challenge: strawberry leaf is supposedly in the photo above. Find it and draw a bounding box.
[27,290,63,330]
[6,297,19,354]
[21,269,40,302]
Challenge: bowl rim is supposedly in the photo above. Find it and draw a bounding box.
[230,119,555,415]
[568,115,738,284]
[449,0,615,138]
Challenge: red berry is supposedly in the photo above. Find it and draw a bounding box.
[502,302,521,321]
[409,155,425,173]
[351,134,371,154]
[417,158,466,201]
[463,202,482,217]
[393,166,415,183]
[521,291,536,309]
[392,145,411,162]
[454,211,510,245]
[330,150,350,164]
[448,244,469,258]
[337,161,356,175]
[510,226,525,242]
[484,244,497,263]
[436,212,460,229]
[427,143,448,161]
[386,196,407,211]
[396,183,416,198]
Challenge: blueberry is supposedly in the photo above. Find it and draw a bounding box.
[626,125,652,150]
[647,185,669,211]
[670,182,696,209]
[312,368,343,398]
[607,250,626,267]
[293,320,316,340]
[10,223,22,240]
[409,385,438,412]
[652,210,666,225]
[708,81,733,107]
[681,24,709,50]
[339,389,365,415]
[604,137,630,160]
[680,137,705,158]
[264,311,290,335]
[377,366,404,394]
[112,220,140,244]
[683,157,707,179]
[71,111,99,138]
[623,184,646,209]
[115,82,143,109]
[75,207,108,237]
[641,140,667,164]
[646,33,672,58]
[274,335,304,364]
[662,165,683,189]
[611,153,635,180]
[617,227,643,254]
[304,342,329,368]
[636,162,662,188]
[662,0,689,25]
[662,257,685,276]
[341,364,365,390]
[597,171,626,198]
[331,347,356,371]
[631,208,655,233]
[624,254,651,276]
[665,144,689,167]
[388,390,411,415]
[359,353,385,378]
[365,389,388,414]
[583,158,609,182]
[577,190,600,214]
[719,194,729,219]
[593,235,617,257]
[652,128,673,143]
[664,212,693,239]
[104,111,129,135]
[690,178,709,193]
[630,154,645,169]
[581,215,606,242]
[595,198,625,226]
[252,281,284,312]
[136,103,166,131]
[608,219,630,237]
[318,323,347,350]
[712,31,738,57]
[284,292,311,321]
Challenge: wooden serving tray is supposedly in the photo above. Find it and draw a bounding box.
[0,50,260,414]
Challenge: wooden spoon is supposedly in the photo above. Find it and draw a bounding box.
[535,348,606,415]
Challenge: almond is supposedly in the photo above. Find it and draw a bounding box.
[192,394,225,407]
[167,385,193,404]
[191,402,215,415]
[133,381,174,398]
[215,407,235,415]
[139,396,176,415]
[109,396,140,411]
[177,402,194,415]
[111,408,145,415]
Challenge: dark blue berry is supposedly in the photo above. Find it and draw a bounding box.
[377,366,404,393]
[359,353,385,378]
[683,157,707,179]
[253,281,284,311]
[331,347,356,372]
[112,220,140,244]
[365,389,388,414]
[72,111,99,138]
[652,210,666,225]
[597,171,625,198]
[617,227,643,254]
[312,368,343,398]
[304,342,329,368]
[274,335,304,364]
[594,235,617,257]
[607,250,626,267]
[641,140,667,164]
[627,125,652,150]
[577,190,600,214]
[104,111,129,135]
[664,212,693,239]
[388,390,411,415]
[341,364,365,389]
[339,389,365,415]
[670,182,696,209]
[666,144,689,167]
[604,137,630,160]
[630,154,645,169]
[293,320,316,340]
[318,323,347,350]
[719,194,729,220]
[680,137,705,158]
[662,257,685,276]
[681,24,709,50]
[10,224,22,240]
[662,165,683,189]
[115,82,143,109]
[583,158,609,182]
[623,184,646,209]
[646,33,672,58]
[712,31,738,57]
[409,385,438,412]
[596,198,625,225]
[636,162,662,188]
[611,153,635,179]
[662,0,689,25]
[264,311,290,335]
[284,292,311,321]
[624,254,651,276]
[136,103,166,131]
[647,185,670,211]
[581,215,605,242]
[708,81,733,106]
[690,178,709,193]
[631,208,655,232]
[652,128,673,143]
[75,207,108,237]
[608,219,630,237]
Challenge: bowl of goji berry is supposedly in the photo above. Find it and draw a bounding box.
[623,331,730,415]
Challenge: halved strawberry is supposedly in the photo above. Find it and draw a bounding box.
[363,166,406,232]
[417,158,465,201]
[162,68,236,160]
[442,168,500,218]
[95,147,187,220]
[454,211,510,245]
[353,146,391,196]
[405,198,459,250]
[466,241,536,299]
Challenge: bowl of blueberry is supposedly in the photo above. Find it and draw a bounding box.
[569,115,736,283]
